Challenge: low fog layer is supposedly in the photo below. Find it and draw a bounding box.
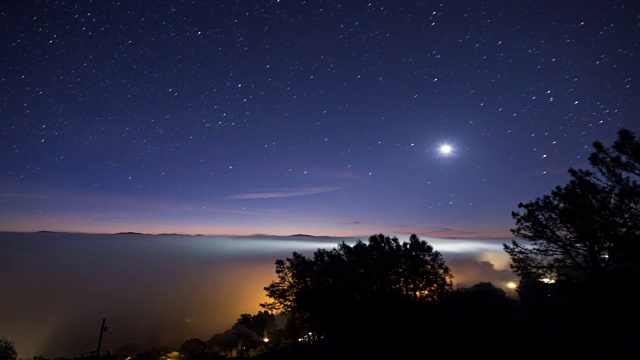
[0,232,515,357]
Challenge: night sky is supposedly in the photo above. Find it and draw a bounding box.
[2,0,639,237]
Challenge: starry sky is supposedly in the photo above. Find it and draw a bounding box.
[2,0,639,238]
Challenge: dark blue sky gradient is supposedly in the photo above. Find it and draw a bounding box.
[2,0,639,237]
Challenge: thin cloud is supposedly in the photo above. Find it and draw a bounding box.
[341,220,362,225]
[224,186,341,200]
[0,192,58,201]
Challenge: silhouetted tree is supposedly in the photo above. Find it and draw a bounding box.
[504,128,640,357]
[234,311,277,343]
[178,338,207,360]
[261,234,452,343]
[505,129,640,291]
[435,283,522,356]
[0,337,17,360]
[448,282,517,317]
[206,330,239,357]
[507,175,617,287]
[580,128,640,278]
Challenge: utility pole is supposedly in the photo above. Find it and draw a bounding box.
[95,318,107,358]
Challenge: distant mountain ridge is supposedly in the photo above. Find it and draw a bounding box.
[289,233,335,239]
[17,230,354,239]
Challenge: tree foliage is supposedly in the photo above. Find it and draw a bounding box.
[582,128,640,277]
[261,234,452,339]
[506,175,619,283]
[178,338,207,360]
[504,128,640,351]
[504,128,640,290]
[205,330,238,357]
[234,311,277,341]
[0,337,17,360]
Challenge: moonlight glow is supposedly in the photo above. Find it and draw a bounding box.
[439,144,453,155]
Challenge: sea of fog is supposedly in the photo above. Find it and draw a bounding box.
[0,232,515,357]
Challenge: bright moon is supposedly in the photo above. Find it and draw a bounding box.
[439,144,453,155]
